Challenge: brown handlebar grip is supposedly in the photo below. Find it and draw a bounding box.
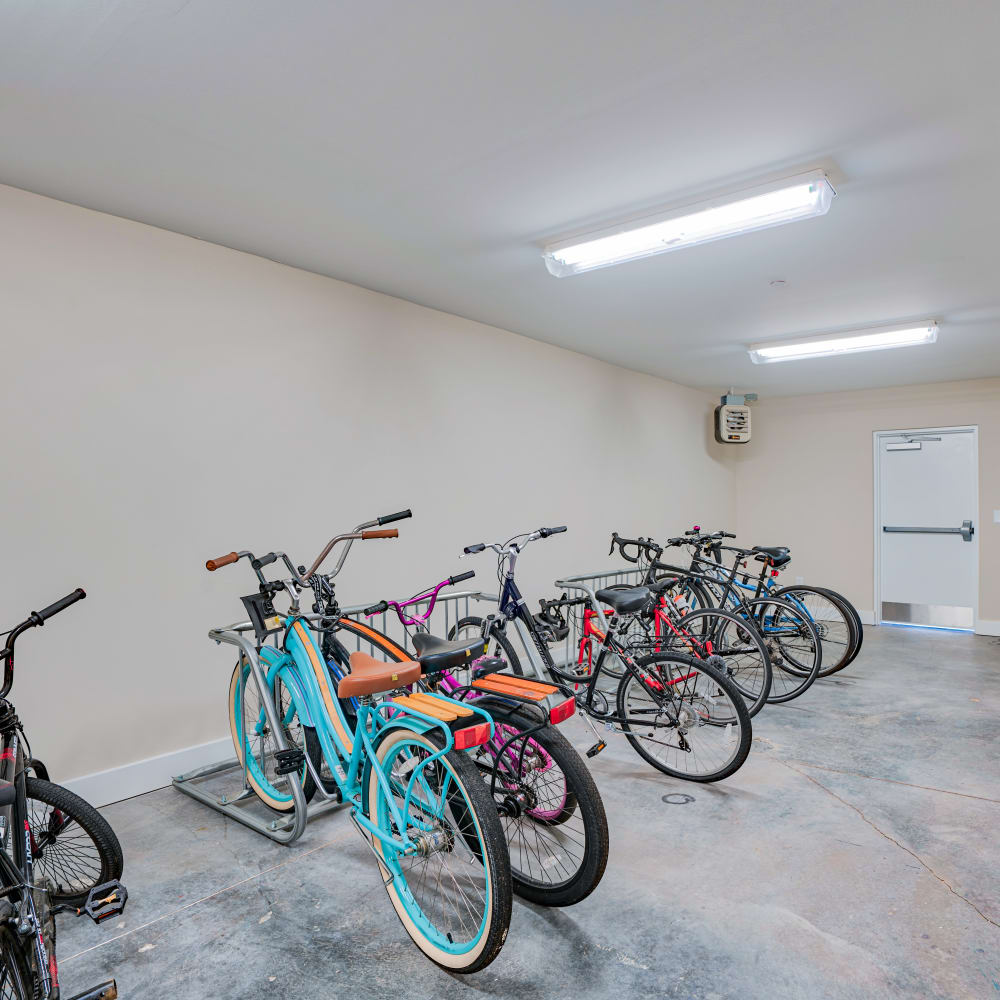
[206,552,239,571]
[361,529,399,540]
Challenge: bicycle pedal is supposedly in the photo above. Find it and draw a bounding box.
[84,881,128,924]
[585,741,607,758]
[273,747,306,775]
[64,980,117,1000]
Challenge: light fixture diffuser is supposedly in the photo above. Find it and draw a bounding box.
[748,323,938,364]
[542,170,835,277]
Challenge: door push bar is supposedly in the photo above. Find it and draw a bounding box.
[882,519,974,542]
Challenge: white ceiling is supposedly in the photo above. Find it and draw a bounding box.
[3,0,999,396]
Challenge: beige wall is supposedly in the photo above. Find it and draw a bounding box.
[0,184,734,789]
[726,379,1000,628]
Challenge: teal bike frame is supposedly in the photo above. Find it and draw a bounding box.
[235,613,494,858]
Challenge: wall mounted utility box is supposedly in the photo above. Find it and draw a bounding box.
[715,393,756,443]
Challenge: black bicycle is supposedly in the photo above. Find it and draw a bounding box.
[451,528,752,783]
[0,590,127,1000]
[639,532,824,703]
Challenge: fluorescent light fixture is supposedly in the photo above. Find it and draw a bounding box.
[748,322,938,365]
[542,170,835,277]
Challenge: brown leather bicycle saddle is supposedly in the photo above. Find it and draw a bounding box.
[338,651,421,698]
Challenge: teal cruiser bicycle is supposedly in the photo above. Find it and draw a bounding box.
[206,511,512,973]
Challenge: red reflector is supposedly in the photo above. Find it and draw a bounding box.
[549,698,575,725]
[771,569,779,577]
[453,722,491,750]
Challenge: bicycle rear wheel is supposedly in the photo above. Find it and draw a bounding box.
[616,653,752,781]
[813,587,865,669]
[772,586,856,677]
[23,778,124,906]
[673,608,772,717]
[746,598,822,702]
[368,728,512,973]
[469,705,608,907]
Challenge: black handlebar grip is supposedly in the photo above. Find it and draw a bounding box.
[364,600,389,616]
[253,552,278,569]
[723,531,736,539]
[449,570,476,585]
[377,509,412,526]
[33,588,87,624]
[547,525,568,536]
[463,543,485,554]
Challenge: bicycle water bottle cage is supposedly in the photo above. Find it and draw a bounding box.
[273,747,306,775]
[241,592,282,643]
[84,880,128,924]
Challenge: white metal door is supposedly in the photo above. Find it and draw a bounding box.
[876,427,978,629]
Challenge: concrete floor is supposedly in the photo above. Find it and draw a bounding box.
[58,626,999,999]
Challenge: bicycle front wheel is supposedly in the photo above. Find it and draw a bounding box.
[0,920,32,1000]
[449,617,522,683]
[228,658,317,812]
[368,728,512,974]
[673,608,772,717]
[23,778,124,907]
[470,705,609,907]
[616,653,752,782]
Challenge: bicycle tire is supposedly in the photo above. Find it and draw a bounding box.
[812,587,865,668]
[674,608,772,717]
[449,617,523,679]
[0,919,32,1000]
[616,652,752,782]
[23,778,123,907]
[367,727,512,973]
[470,704,608,907]
[772,586,857,677]
[746,597,822,701]
[228,658,316,812]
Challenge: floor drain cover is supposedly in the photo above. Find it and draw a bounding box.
[661,793,695,805]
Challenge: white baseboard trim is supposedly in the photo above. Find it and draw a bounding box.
[858,610,876,626]
[975,619,1000,637]
[62,736,232,808]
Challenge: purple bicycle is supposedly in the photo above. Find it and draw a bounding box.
[360,571,609,908]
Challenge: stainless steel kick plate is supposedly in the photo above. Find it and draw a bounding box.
[881,602,974,630]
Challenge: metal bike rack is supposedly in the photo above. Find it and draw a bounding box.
[550,567,644,671]
[173,590,500,847]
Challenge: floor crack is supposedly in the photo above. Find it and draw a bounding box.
[783,759,1000,804]
[779,759,1000,931]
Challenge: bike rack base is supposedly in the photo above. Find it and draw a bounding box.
[172,757,346,844]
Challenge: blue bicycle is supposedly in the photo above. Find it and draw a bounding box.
[207,511,513,973]
[673,530,860,676]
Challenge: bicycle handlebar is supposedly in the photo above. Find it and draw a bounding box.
[206,552,239,571]
[377,509,412,526]
[365,570,477,625]
[361,529,398,540]
[462,525,567,558]
[0,589,88,699]
[33,588,87,623]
